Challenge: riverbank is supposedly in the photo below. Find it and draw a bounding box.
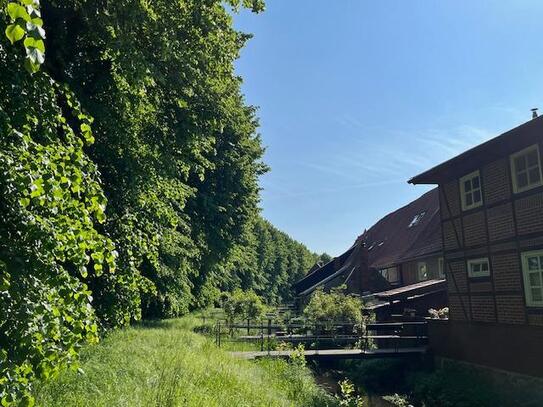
[33,316,334,407]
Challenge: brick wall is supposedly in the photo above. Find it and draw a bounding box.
[469,281,493,292]
[496,294,526,324]
[440,181,460,219]
[445,260,467,293]
[515,192,543,235]
[471,295,496,322]
[463,211,487,247]
[482,158,511,205]
[443,219,462,251]
[491,252,522,292]
[487,203,515,241]
[438,146,543,330]
[428,319,543,378]
[449,295,470,321]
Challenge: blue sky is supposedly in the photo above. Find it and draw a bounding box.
[233,1,543,256]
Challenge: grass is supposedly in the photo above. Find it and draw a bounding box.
[33,315,336,407]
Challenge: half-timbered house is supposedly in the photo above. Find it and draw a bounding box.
[410,115,543,378]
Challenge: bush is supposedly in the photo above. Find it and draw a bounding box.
[223,289,266,322]
[335,379,365,406]
[303,287,366,332]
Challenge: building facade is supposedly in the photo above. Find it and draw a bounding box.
[410,116,543,378]
[293,189,447,317]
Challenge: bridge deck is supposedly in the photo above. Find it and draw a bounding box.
[237,334,427,341]
[230,346,427,361]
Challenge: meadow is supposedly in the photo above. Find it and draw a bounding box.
[33,316,335,407]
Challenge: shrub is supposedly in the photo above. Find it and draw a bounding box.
[336,379,365,407]
[289,344,307,368]
[223,289,266,322]
[303,287,366,332]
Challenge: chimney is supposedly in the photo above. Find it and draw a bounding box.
[531,108,538,119]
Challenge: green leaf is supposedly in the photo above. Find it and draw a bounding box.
[0,277,9,292]
[24,36,45,52]
[25,45,45,64]
[94,263,103,275]
[7,3,31,21]
[30,17,43,26]
[26,21,46,39]
[19,197,30,207]
[96,210,106,223]
[5,23,25,44]
[20,394,35,407]
[24,58,40,74]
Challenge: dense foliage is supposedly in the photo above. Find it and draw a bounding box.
[303,287,366,331]
[0,0,320,404]
[222,218,322,304]
[223,289,266,322]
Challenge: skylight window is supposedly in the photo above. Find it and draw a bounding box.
[408,211,426,228]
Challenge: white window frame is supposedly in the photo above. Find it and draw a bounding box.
[417,262,428,281]
[521,250,543,307]
[467,258,490,278]
[459,170,483,211]
[510,144,543,194]
[438,257,445,279]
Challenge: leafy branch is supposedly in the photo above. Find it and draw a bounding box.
[4,0,46,73]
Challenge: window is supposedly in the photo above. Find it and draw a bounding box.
[438,257,445,279]
[379,267,399,284]
[467,258,490,278]
[521,250,543,307]
[459,170,483,211]
[417,262,428,281]
[409,212,426,228]
[510,145,543,193]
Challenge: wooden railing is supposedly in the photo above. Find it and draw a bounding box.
[214,319,428,354]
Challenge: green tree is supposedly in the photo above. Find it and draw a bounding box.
[0,1,115,401]
[224,289,266,322]
[41,0,267,319]
[303,287,365,332]
[0,0,327,403]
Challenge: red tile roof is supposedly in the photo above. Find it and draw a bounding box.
[293,188,442,295]
[364,188,441,269]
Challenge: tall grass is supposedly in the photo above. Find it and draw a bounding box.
[33,316,335,407]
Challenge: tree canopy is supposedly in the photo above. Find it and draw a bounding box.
[0,0,323,404]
